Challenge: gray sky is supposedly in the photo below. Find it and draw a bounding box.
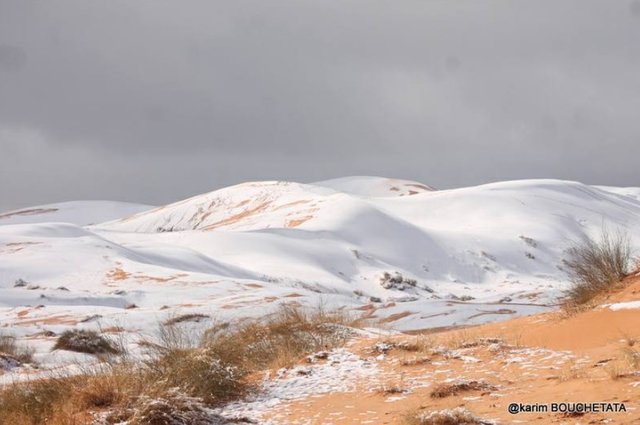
[1,0,640,211]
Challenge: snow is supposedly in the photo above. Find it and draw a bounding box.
[313,176,435,197]
[0,354,22,372]
[606,301,640,311]
[0,201,153,226]
[595,186,640,202]
[214,348,380,422]
[1,177,640,370]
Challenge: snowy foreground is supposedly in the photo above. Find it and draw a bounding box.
[1,176,640,369]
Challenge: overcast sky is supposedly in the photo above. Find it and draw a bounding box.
[1,0,640,210]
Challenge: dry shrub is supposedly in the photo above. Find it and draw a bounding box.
[606,343,640,379]
[143,346,246,404]
[203,304,358,370]
[0,332,34,364]
[430,380,496,398]
[53,329,120,355]
[0,304,361,425]
[564,227,633,308]
[405,407,492,425]
[375,384,407,395]
[558,359,587,381]
[437,330,478,350]
[396,336,433,353]
[75,362,147,410]
[0,361,153,425]
[164,313,210,326]
[400,356,431,366]
[623,346,640,369]
[0,377,74,425]
[371,336,432,356]
[127,390,227,425]
[604,361,630,380]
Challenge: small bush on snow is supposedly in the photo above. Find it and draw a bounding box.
[53,329,120,355]
[380,272,417,290]
[13,278,27,287]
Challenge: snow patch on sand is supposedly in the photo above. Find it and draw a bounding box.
[606,301,640,311]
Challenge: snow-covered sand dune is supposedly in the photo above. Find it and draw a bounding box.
[0,200,153,226]
[1,177,639,368]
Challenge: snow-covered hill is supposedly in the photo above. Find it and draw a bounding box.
[1,177,639,369]
[314,176,435,197]
[0,201,154,226]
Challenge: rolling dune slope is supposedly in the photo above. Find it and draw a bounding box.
[1,177,639,370]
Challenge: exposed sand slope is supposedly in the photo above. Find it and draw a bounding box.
[229,275,640,424]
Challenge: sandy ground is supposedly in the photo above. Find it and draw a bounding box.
[239,276,640,425]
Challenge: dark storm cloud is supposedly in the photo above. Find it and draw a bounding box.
[1,0,640,210]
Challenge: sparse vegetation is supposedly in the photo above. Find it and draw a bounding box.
[0,376,75,425]
[143,345,246,404]
[519,235,537,248]
[375,383,407,395]
[13,278,27,287]
[0,332,35,365]
[604,361,629,380]
[126,390,227,425]
[404,407,492,425]
[52,329,121,355]
[558,359,587,381]
[397,336,433,352]
[624,346,640,370]
[380,272,418,290]
[0,304,361,425]
[429,379,496,398]
[164,313,210,326]
[452,294,475,301]
[400,356,431,366]
[564,227,633,308]
[202,304,359,370]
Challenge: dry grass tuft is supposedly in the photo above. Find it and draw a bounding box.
[558,359,588,381]
[143,345,247,404]
[404,407,492,425]
[623,346,640,369]
[375,384,407,396]
[563,227,633,309]
[396,336,433,352]
[0,332,34,365]
[606,342,640,380]
[400,356,431,366]
[371,336,433,356]
[164,313,210,326]
[604,361,630,380]
[126,389,227,425]
[429,380,496,398]
[203,304,359,370]
[0,377,75,425]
